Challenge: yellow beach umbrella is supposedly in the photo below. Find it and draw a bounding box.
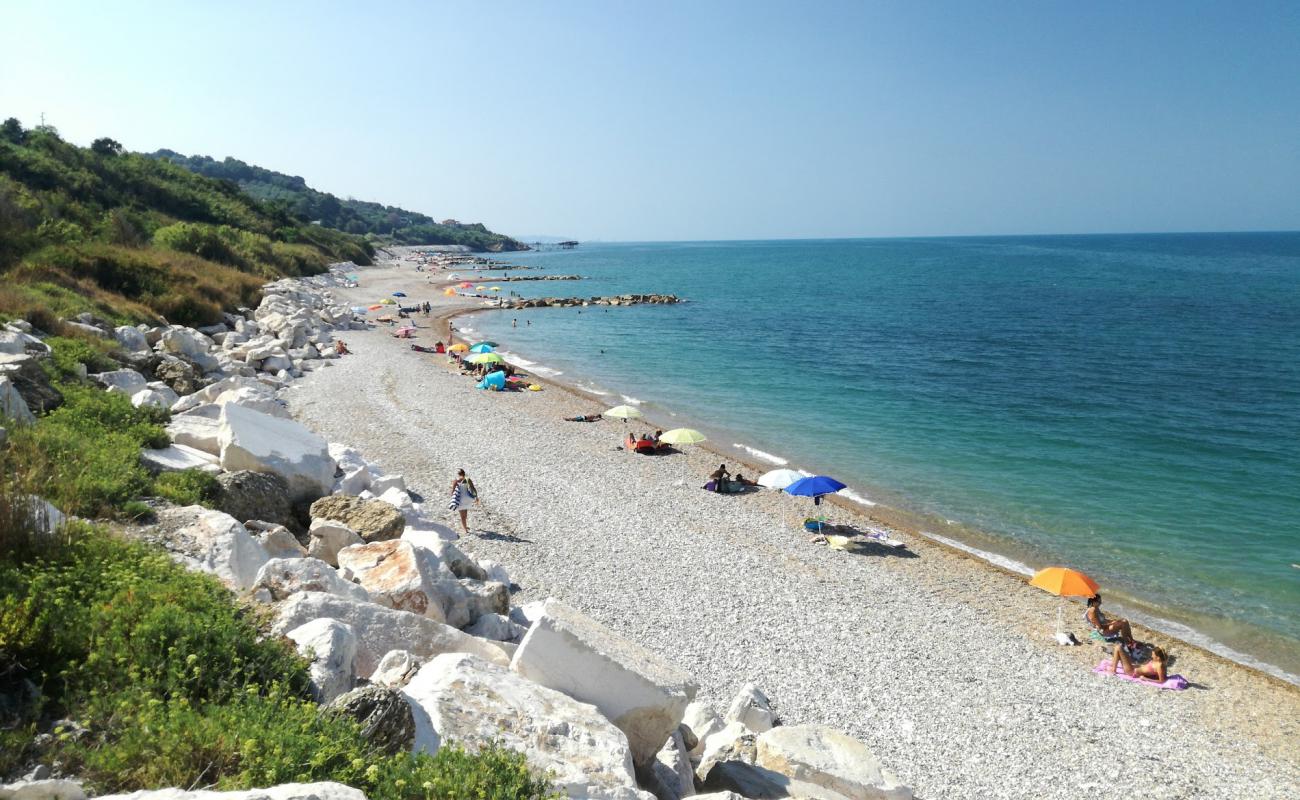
[443,288,456,296]
[1030,566,1100,635]
[449,343,469,352]
[659,428,706,445]
[603,405,643,420]
[489,286,502,292]
[476,285,487,290]
[379,297,396,305]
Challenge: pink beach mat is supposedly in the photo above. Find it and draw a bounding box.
[1093,659,1189,690]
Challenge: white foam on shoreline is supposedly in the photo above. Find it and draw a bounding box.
[499,350,562,377]
[839,487,877,507]
[621,395,643,405]
[733,442,789,465]
[923,530,1037,577]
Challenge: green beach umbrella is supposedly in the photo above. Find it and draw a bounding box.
[603,405,643,420]
[468,352,504,365]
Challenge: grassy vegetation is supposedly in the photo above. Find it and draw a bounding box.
[151,150,528,252]
[0,523,556,798]
[0,120,373,328]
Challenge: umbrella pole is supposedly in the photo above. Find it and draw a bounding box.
[1056,597,1063,635]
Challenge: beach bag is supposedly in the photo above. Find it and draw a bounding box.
[447,484,463,512]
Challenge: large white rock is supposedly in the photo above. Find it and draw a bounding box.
[217,403,334,501]
[335,540,448,622]
[0,377,34,424]
[465,612,525,642]
[114,325,150,353]
[130,388,173,409]
[683,701,726,757]
[253,557,369,603]
[725,683,775,734]
[94,783,366,800]
[166,414,223,456]
[649,728,696,800]
[307,519,364,567]
[144,382,180,407]
[511,598,699,768]
[253,524,307,559]
[0,779,86,800]
[173,509,269,591]
[92,369,148,394]
[403,653,648,800]
[336,539,505,628]
[286,618,357,703]
[271,592,509,678]
[140,444,222,474]
[328,443,372,494]
[158,326,214,359]
[755,725,912,800]
[370,473,406,495]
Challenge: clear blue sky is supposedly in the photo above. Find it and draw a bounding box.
[3,1,1298,241]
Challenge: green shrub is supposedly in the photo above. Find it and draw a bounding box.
[154,469,220,507]
[45,335,120,377]
[0,525,556,799]
[5,383,168,517]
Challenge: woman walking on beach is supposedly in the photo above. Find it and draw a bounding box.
[448,468,479,536]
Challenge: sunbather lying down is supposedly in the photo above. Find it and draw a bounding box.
[565,414,603,422]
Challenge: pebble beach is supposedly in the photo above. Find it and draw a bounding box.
[288,256,1300,800]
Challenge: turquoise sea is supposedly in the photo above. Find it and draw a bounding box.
[463,234,1300,681]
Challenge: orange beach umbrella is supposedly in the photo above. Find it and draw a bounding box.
[1030,566,1099,636]
[443,288,456,296]
[1029,567,1099,598]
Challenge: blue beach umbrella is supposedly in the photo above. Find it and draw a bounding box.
[392,291,407,297]
[784,475,847,533]
[469,343,494,354]
[784,475,847,497]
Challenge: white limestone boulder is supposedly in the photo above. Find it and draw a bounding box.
[511,598,699,768]
[307,519,364,567]
[725,683,775,734]
[254,524,308,558]
[158,326,214,359]
[166,414,223,456]
[286,618,357,704]
[217,403,334,501]
[114,325,150,353]
[0,377,34,424]
[335,540,448,622]
[403,653,648,800]
[172,509,269,591]
[683,701,726,757]
[253,557,369,603]
[92,369,148,394]
[93,783,366,800]
[140,444,221,474]
[755,725,912,800]
[0,779,86,800]
[649,728,696,800]
[465,612,525,642]
[130,388,173,409]
[271,592,509,678]
[370,473,406,494]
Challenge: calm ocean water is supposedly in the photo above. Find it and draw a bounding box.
[464,234,1300,680]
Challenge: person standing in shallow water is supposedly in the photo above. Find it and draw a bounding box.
[448,468,479,536]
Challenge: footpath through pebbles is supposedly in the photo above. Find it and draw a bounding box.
[289,263,1298,800]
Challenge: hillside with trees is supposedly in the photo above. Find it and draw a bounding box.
[0,120,373,328]
[150,150,528,252]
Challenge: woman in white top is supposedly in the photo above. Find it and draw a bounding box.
[448,468,479,536]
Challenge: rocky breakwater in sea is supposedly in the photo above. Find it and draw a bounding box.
[506,293,682,309]
[490,274,585,282]
[2,266,910,800]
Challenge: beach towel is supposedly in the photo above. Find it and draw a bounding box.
[1092,659,1188,690]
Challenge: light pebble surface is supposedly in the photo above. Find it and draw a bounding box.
[288,259,1299,800]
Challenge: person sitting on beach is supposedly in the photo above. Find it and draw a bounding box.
[624,432,637,450]
[709,464,731,492]
[1086,594,1134,644]
[434,341,445,353]
[334,340,351,355]
[1133,646,1169,682]
[734,471,758,487]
